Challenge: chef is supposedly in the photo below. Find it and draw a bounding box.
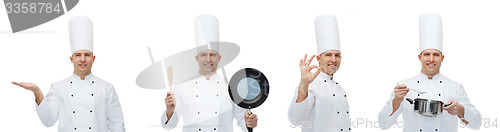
[161,14,258,132]
[12,16,126,132]
[288,14,351,132]
[378,13,482,132]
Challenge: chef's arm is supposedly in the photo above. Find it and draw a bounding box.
[233,105,249,132]
[161,109,179,130]
[378,85,404,130]
[455,104,468,124]
[456,85,482,130]
[390,84,408,116]
[391,98,403,116]
[288,86,314,126]
[162,89,181,130]
[164,91,177,124]
[12,82,44,105]
[106,86,126,132]
[296,82,310,103]
[33,89,44,105]
[35,84,60,127]
[165,109,173,123]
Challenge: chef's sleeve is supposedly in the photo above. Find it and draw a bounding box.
[233,104,249,132]
[378,84,403,130]
[35,84,60,127]
[288,86,314,126]
[162,86,182,130]
[106,85,126,132]
[456,84,482,130]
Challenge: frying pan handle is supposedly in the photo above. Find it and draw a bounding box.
[443,103,452,107]
[247,111,253,132]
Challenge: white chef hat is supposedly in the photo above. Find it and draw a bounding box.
[69,15,93,55]
[419,13,443,54]
[194,14,219,54]
[315,14,341,55]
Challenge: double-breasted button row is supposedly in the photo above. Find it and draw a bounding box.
[71,94,94,97]
[73,126,92,130]
[332,94,347,97]
[197,128,218,131]
[69,81,95,97]
[339,128,352,131]
[419,128,439,131]
[70,80,95,84]
[416,80,443,84]
[195,95,219,97]
[72,110,93,113]
[196,111,218,114]
[323,80,339,85]
[336,111,349,114]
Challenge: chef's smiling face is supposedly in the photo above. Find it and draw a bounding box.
[317,50,341,76]
[71,50,95,77]
[419,49,444,78]
[196,50,221,75]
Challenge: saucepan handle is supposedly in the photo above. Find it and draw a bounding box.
[406,98,414,104]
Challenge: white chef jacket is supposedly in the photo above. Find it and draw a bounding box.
[288,72,351,132]
[378,73,482,132]
[35,73,125,132]
[161,73,248,132]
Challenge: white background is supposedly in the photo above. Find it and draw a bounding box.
[0,0,499,131]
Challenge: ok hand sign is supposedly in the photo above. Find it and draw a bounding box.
[300,54,321,86]
[296,54,321,103]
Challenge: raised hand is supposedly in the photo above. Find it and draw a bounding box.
[12,82,40,92]
[296,54,321,103]
[12,81,44,105]
[299,54,321,86]
[390,84,409,116]
[164,91,176,123]
[393,84,409,103]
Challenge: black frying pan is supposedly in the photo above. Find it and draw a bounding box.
[228,68,269,132]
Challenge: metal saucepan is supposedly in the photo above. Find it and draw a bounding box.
[406,98,451,117]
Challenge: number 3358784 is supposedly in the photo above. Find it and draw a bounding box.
[5,3,61,14]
